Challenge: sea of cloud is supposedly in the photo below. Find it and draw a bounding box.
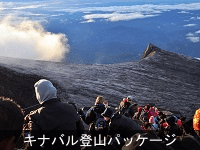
[77,3,200,22]
[0,0,200,61]
[2,1,200,23]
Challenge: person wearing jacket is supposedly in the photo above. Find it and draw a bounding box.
[101,107,143,149]
[79,96,107,138]
[80,96,105,124]
[193,108,200,137]
[118,96,138,118]
[102,107,143,138]
[0,97,24,150]
[25,79,84,150]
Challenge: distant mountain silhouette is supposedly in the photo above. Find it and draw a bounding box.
[0,43,200,119]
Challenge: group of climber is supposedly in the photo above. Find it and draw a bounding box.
[118,99,184,137]
[1,78,200,150]
[78,95,143,149]
[77,94,200,150]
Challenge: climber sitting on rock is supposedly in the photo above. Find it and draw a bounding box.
[24,79,84,150]
[78,96,108,138]
[118,96,138,118]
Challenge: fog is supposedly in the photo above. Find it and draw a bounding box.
[0,16,69,62]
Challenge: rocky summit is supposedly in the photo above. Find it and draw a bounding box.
[0,43,200,120]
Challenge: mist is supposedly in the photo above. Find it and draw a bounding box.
[0,16,69,62]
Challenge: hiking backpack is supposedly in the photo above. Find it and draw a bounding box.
[139,110,149,122]
[94,113,108,131]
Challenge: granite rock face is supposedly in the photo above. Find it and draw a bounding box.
[0,43,200,119]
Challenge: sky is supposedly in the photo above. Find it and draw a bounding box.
[0,0,200,62]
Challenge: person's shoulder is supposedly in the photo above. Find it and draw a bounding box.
[194,108,200,116]
[61,102,79,112]
[112,112,121,119]
[110,113,122,125]
[28,108,42,121]
[61,101,73,107]
[29,107,42,115]
[196,108,200,112]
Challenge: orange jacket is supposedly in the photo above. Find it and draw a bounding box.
[193,108,200,130]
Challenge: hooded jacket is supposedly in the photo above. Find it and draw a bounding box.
[28,79,84,150]
[34,79,57,104]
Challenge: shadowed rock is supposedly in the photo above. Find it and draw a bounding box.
[0,43,200,119]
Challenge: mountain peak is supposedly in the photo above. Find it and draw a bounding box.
[142,43,160,59]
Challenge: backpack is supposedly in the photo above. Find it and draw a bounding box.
[94,111,108,131]
[139,111,149,122]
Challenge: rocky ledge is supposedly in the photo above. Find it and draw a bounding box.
[0,43,200,120]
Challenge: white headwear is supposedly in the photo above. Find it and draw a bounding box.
[34,79,57,104]
[127,95,133,101]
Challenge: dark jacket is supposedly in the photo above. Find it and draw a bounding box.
[29,99,84,150]
[119,103,137,118]
[83,104,106,125]
[108,113,143,139]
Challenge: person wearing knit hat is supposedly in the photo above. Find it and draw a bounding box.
[25,79,84,149]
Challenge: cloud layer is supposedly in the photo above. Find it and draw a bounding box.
[184,24,197,27]
[82,12,158,22]
[1,1,200,51]
[186,30,200,43]
[74,2,200,22]
[0,16,69,61]
[2,1,200,23]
